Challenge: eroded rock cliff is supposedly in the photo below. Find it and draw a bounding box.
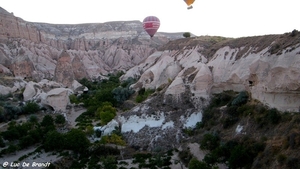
[0,6,182,85]
[124,33,300,112]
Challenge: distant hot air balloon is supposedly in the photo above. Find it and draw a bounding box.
[143,16,160,38]
[184,0,195,9]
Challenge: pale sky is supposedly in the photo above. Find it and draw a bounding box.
[1,0,299,38]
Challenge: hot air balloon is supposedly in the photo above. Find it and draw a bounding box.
[143,16,160,38]
[184,0,195,9]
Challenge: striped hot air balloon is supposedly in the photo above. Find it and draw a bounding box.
[143,16,160,38]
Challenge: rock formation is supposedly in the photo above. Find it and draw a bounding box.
[0,6,183,82]
[124,34,300,112]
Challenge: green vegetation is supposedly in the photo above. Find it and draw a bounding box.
[187,90,300,169]
[132,152,172,169]
[135,88,155,103]
[22,101,40,114]
[188,158,210,169]
[96,102,117,125]
[183,32,191,38]
[73,72,137,129]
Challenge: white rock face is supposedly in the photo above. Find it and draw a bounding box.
[23,81,36,101]
[42,88,72,112]
[21,80,72,112]
[125,37,300,112]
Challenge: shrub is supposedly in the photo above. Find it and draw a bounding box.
[112,86,135,104]
[0,136,5,147]
[55,114,66,124]
[96,102,117,125]
[277,154,287,165]
[231,91,248,106]
[287,157,300,168]
[43,130,65,151]
[135,88,155,103]
[22,101,40,114]
[290,29,298,37]
[188,158,210,169]
[65,129,90,153]
[178,150,193,166]
[100,133,126,146]
[183,32,191,38]
[101,156,118,169]
[200,133,220,151]
[266,108,281,124]
[69,94,80,104]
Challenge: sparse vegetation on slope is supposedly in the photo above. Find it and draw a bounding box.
[183,90,300,169]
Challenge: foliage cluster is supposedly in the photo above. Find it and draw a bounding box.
[183,32,191,38]
[95,102,117,125]
[132,152,172,169]
[193,90,300,169]
[0,114,68,156]
[74,73,136,129]
[200,134,265,169]
[0,98,40,122]
[100,133,126,146]
[135,88,155,103]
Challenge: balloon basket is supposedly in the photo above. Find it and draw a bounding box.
[187,5,193,10]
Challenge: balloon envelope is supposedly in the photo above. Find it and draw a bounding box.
[143,16,160,37]
[184,0,195,6]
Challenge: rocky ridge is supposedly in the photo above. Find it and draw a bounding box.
[123,32,300,112]
[0,6,183,87]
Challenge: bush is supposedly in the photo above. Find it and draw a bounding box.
[290,29,298,37]
[112,86,135,104]
[22,101,40,114]
[200,133,220,151]
[231,91,248,106]
[55,114,66,124]
[96,102,117,125]
[266,108,281,124]
[183,32,191,38]
[43,130,65,151]
[277,154,287,165]
[178,150,193,166]
[65,129,90,153]
[135,88,154,103]
[69,94,80,104]
[0,136,5,147]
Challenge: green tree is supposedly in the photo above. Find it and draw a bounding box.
[85,125,94,136]
[22,101,40,114]
[200,133,220,151]
[96,102,116,125]
[101,156,118,169]
[41,115,54,127]
[19,135,35,148]
[65,129,90,153]
[40,115,55,133]
[55,114,66,125]
[28,115,38,124]
[183,32,191,38]
[0,136,5,147]
[231,91,248,106]
[112,86,135,104]
[43,130,65,151]
[188,158,210,169]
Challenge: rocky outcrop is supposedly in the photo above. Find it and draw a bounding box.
[21,79,76,111]
[54,51,75,88]
[124,33,300,112]
[0,6,183,82]
[41,88,72,112]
